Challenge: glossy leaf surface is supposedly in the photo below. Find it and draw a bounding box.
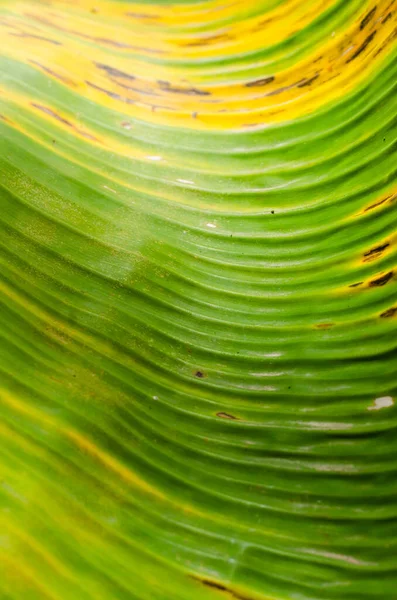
[0,1,396,599]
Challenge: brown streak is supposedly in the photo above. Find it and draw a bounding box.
[245,76,274,87]
[95,62,136,81]
[30,60,74,85]
[192,576,253,600]
[349,282,363,288]
[158,80,210,96]
[364,192,396,211]
[217,412,238,420]
[360,6,377,30]
[369,271,393,287]
[296,73,320,87]
[346,31,377,63]
[380,307,397,318]
[363,243,390,257]
[31,102,98,141]
[86,80,135,103]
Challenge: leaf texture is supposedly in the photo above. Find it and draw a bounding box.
[0,0,396,599]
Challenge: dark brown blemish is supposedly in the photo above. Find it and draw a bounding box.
[364,193,395,212]
[193,576,252,600]
[373,25,397,58]
[369,271,393,287]
[195,371,204,378]
[158,80,210,96]
[30,60,74,85]
[383,12,392,24]
[217,412,238,420]
[380,307,397,318]
[245,76,274,87]
[200,579,227,592]
[360,6,377,30]
[349,281,363,288]
[316,323,333,329]
[264,75,317,97]
[346,31,377,63]
[86,80,135,104]
[112,80,158,96]
[266,83,295,97]
[31,102,98,141]
[31,102,71,126]
[297,73,320,87]
[96,62,136,81]
[363,242,390,261]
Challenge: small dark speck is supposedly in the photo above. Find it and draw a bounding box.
[52,139,56,144]
[195,371,204,378]
[271,210,275,214]
[91,7,98,13]
[192,111,197,119]
[383,138,386,142]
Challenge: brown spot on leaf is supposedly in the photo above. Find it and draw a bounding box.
[195,371,204,378]
[363,242,390,261]
[360,6,377,30]
[364,192,396,212]
[349,282,363,288]
[296,73,320,87]
[245,76,274,87]
[30,60,74,86]
[192,576,253,600]
[380,307,397,318]
[95,62,136,81]
[158,80,210,96]
[200,579,227,592]
[31,102,98,141]
[316,323,333,329]
[346,31,377,63]
[31,102,72,126]
[217,412,238,420]
[86,80,135,103]
[369,271,393,287]
[383,12,392,24]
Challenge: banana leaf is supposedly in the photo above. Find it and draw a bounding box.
[0,0,396,598]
